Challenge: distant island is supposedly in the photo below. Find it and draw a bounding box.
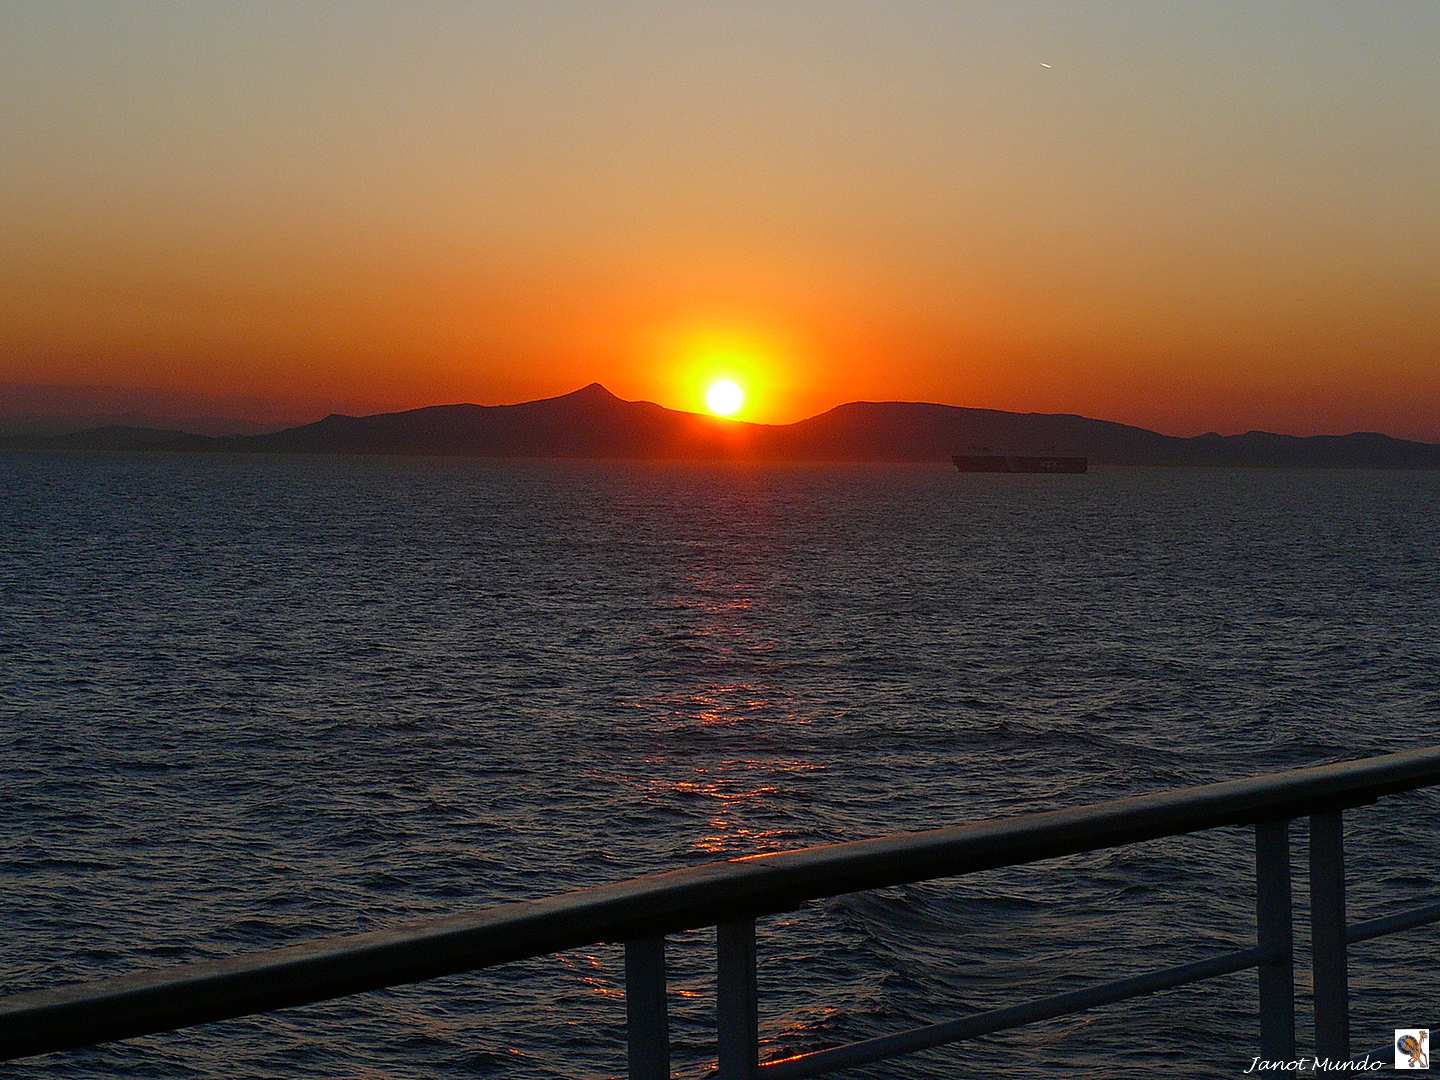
[5,382,1440,468]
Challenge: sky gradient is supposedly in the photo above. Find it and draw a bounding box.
[3,1,1438,436]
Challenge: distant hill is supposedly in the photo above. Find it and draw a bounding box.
[0,425,207,452]
[0,382,300,436]
[4,383,1439,467]
[765,401,1440,467]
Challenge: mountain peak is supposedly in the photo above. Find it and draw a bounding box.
[566,382,618,401]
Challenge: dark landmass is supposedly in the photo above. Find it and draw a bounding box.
[5,383,1439,467]
[0,383,297,437]
[0,413,276,439]
[0,425,211,452]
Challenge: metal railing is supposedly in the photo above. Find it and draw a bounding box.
[5,746,1440,1073]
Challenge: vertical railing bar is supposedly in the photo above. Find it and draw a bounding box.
[1310,810,1350,1060]
[1255,818,1295,1060]
[717,918,759,1080]
[625,937,670,1080]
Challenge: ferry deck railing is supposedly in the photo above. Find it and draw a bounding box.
[5,746,1440,1074]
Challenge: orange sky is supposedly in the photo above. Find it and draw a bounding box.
[3,3,1438,438]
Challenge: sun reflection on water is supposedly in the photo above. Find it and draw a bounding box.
[554,950,624,1001]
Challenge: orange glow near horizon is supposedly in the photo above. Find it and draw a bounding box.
[640,322,800,425]
[3,5,1440,440]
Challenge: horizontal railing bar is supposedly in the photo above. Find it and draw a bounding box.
[1346,899,1440,944]
[5,745,1440,1061]
[761,947,1269,1078]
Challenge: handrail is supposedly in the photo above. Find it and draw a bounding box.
[760,946,1273,1078]
[5,745,1440,1065]
[1347,898,1440,944]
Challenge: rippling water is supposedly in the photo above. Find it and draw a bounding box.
[3,453,1439,1078]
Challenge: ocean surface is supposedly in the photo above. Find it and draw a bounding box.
[3,453,1439,1078]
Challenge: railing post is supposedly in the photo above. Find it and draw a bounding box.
[1310,810,1349,1060]
[625,937,670,1080]
[1255,819,1295,1060]
[717,919,759,1079]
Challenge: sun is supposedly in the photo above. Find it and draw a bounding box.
[705,378,745,417]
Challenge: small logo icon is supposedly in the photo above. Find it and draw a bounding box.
[1397,1028,1429,1070]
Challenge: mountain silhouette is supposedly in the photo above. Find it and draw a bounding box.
[5,384,1439,467]
[232,384,762,458]
[0,425,210,452]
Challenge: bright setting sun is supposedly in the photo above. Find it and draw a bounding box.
[705,379,744,417]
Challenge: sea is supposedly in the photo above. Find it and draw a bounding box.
[3,452,1439,1078]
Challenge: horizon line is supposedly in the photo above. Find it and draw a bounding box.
[4,379,1435,447]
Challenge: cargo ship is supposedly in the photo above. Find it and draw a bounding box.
[952,449,1088,473]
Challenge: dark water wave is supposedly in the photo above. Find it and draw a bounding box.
[2,455,1439,1077]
